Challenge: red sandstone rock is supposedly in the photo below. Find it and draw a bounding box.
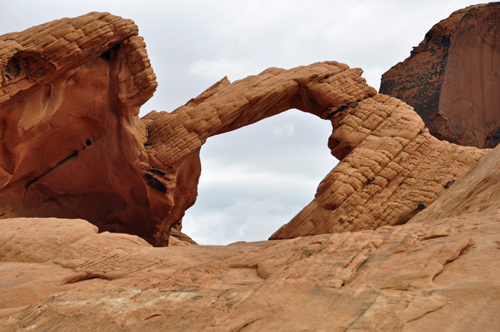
[144,62,487,240]
[0,13,165,244]
[0,12,489,247]
[1,10,500,330]
[380,3,500,149]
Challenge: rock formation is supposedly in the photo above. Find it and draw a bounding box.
[145,61,486,241]
[2,194,500,330]
[380,3,500,149]
[2,7,500,331]
[0,12,490,246]
[0,12,166,244]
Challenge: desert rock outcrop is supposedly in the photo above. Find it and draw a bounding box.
[0,12,168,245]
[2,206,500,330]
[0,12,490,246]
[380,3,500,149]
[145,62,487,240]
[2,6,500,331]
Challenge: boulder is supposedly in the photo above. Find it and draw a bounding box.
[380,3,500,149]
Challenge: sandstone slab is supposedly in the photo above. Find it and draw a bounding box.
[1,211,500,331]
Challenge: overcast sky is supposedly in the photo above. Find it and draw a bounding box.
[1,0,481,244]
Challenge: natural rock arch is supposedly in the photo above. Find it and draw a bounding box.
[0,12,487,246]
[144,61,486,243]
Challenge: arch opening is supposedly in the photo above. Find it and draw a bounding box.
[182,109,338,245]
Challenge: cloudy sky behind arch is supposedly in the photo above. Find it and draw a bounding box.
[0,0,480,244]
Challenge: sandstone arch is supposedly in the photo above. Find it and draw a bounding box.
[144,61,487,242]
[0,12,488,246]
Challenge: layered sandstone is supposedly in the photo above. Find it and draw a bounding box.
[144,61,486,240]
[0,13,167,244]
[380,3,500,149]
[1,207,500,330]
[0,12,490,246]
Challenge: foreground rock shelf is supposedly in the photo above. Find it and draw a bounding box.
[1,206,500,330]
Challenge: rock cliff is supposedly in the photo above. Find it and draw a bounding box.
[380,3,500,149]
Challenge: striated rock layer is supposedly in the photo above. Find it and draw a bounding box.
[0,12,167,244]
[0,12,490,245]
[144,61,487,240]
[1,208,500,330]
[380,3,500,149]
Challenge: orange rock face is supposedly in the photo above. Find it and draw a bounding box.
[380,3,500,149]
[0,12,489,246]
[0,13,166,245]
[145,62,486,240]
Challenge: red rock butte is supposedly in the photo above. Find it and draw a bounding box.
[2,6,500,331]
[0,12,488,247]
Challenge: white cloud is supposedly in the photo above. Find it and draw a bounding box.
[271,123,295,138]
[182,197,297,245]
[188,58,250,82]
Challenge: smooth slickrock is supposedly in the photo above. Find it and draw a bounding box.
[1,208,500,331]
[380,3,500,149]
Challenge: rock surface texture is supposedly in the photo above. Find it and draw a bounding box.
[0,12,490,246]
[2,8,500,331]
[2,204,500,330]
[380,3,500,149]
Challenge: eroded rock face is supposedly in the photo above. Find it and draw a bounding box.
[0,12,489,246]
[380,3,500,149]
[144,61,487,240]
[0,13,169,245]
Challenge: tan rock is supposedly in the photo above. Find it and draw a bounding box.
[143,61,487,240]
[1,211,500,330]
[380,3,500,149]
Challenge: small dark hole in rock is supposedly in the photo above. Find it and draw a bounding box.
[85,140,92,146]
[101,50,111,60]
